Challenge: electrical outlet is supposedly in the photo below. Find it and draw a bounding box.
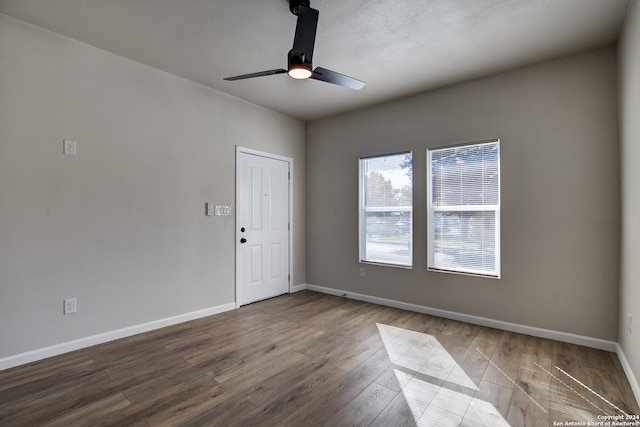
[359,267,365,278]
[63,139,77,156]
[64,298,77,315]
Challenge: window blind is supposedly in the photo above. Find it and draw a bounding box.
[427,141,500,277]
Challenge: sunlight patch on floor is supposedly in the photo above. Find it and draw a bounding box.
[377,323,510,426]
[376,323,477,389]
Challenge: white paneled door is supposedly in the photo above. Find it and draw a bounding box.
[236,149,290,306]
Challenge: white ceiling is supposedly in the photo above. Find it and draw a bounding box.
[0,0,631,121]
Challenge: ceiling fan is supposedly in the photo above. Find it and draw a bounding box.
[224,0,365,90]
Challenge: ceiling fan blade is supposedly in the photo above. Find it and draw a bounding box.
[291,5,319,63]
[224,69,287,81]
[311,67,366,90]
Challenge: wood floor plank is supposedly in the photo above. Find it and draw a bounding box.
[418,382,474,426]
[269,326,327,355]
[96,375,227,426]
[456,327,504,387]
[584,367,640,416]
[0,290,638,426]
[250,319,304,342]
[439,322,483,362]
[369,390,418,427]
[320,381,397,427]
[466,380,513,426]
[158,321,248,353]
[325,332,386,372]
[121,361,215,403]
[481,331,527,388]
[0,352,94,393]
[553,341,588,382]
[0,355,98,410]
[0,373,115,425]
[293,330,353,362]
[187,336,279,377]
[103,348,187,384]
[282,348,393,426]
[548,369,599,423]
[170,395,257,427]
[462,396,510,427]
[45,392,132,427]
[241,357,335,408]
[522,334,555,367]
[505,380,550,427]
[143,381,240,426]
[214,348,306,385]
[234,361,347,426]
[375,364,414,392]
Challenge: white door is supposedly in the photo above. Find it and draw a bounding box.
[236,149,290,306]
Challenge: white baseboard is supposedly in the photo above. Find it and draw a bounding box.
[305,284,618,352]
[290,283,308,293]
[616,343,640,407]
[0,302,236,371]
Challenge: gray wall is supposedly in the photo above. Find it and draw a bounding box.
[0,14,305,359]
[619,0,640,395]
[307,48,620,340]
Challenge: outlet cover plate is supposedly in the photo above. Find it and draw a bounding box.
[63,140,77,156]
[64,298,77,315]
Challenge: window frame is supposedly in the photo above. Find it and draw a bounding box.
[358,151,413,268]
[426,140,501,278]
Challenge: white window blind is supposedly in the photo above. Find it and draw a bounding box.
[359,152,412,267]
[427,141,500,277]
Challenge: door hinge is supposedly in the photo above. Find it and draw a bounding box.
[288,223,290,231]
[288,274,290,282]
[288,171,291,180]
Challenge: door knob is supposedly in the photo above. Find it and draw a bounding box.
[240,238,247,243]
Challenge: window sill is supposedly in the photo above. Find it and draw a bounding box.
[428,267,500,279]
[360,261,413,270]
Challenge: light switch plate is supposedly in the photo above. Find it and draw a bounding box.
[206,202,214,216]
[214,205,231,216]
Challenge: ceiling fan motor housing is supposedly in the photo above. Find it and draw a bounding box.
[288,50,311,69]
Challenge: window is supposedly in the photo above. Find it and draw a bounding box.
[427,140,500,277]
[359,152,412,267]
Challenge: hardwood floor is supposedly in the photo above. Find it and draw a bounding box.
[1,291,638,426]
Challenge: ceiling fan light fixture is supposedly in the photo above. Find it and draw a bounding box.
[287,64,312,79]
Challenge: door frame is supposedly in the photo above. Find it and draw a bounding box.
[235,146,293,307]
